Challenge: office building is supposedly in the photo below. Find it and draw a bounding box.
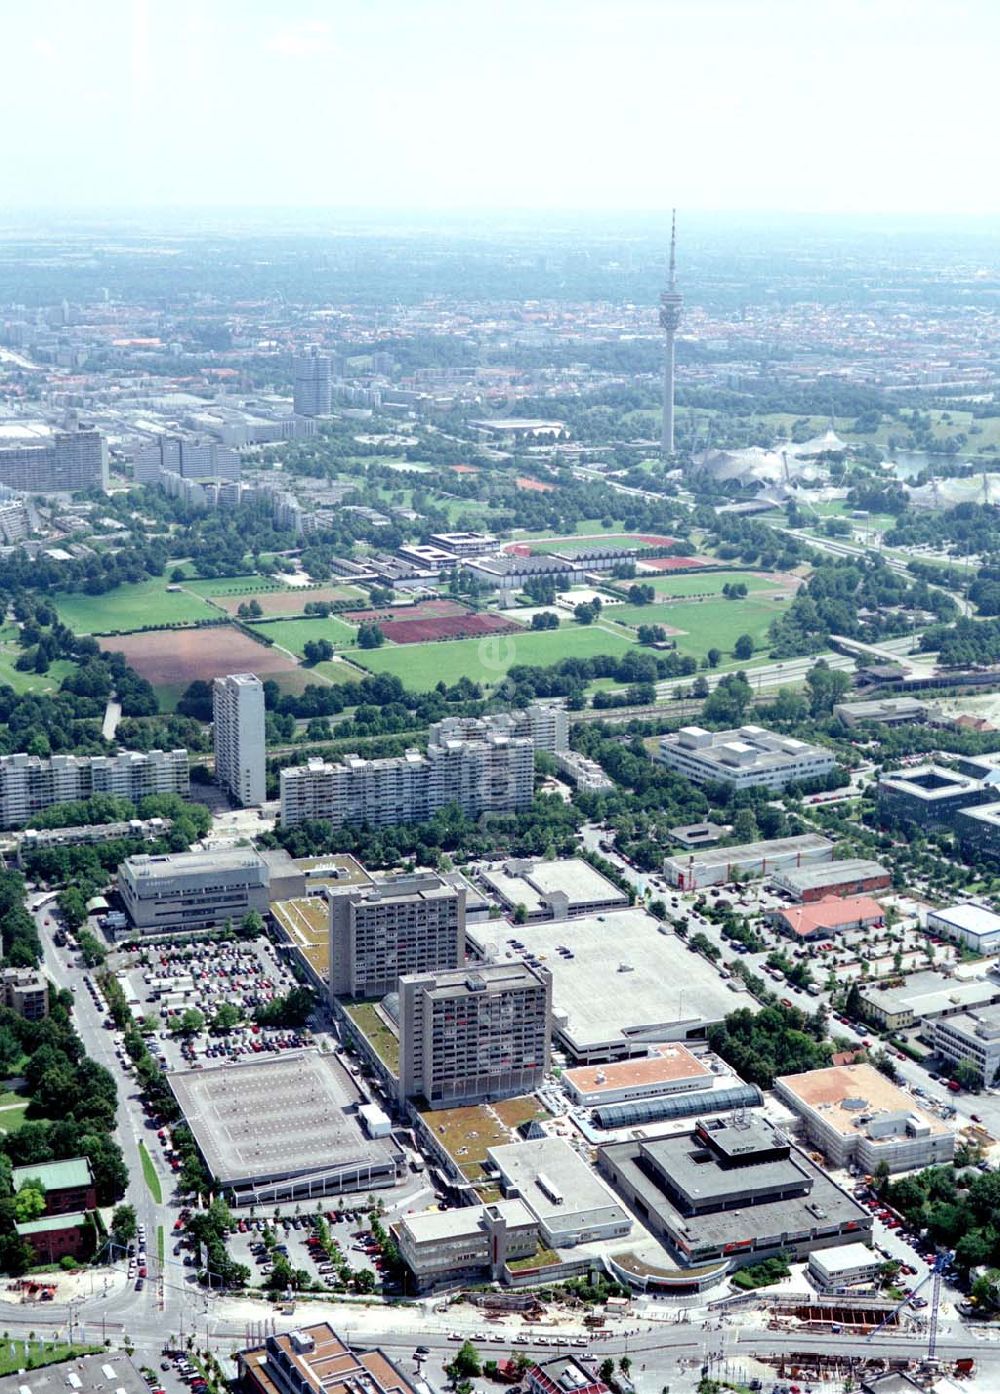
[956,802,1000,861]
[213,672,266,807]
[488,1136,632,1248]
[926,903,1000,956]
[394,1199,538,1291]
[239,1325,419,1394]
[398,962,551,1108]
[663,833,833,891]
[771,858,891,903]
[426,530,498,557]
[117,847,269,933]
[134,434,239,484]
[1,967,48,1020]
[933,1006,1000,1085]
[770,893,884,942]
[562,1044,713,1107]
[876,764,993,832]
[0,749,188,829]
[0,425,107,494]
[279,710,549,829]
[809,1242,880,1292]
[775,1064,955,1173]
[293,349,332,417]
[655,724,837,792]
[599,1115,871,1276]
[329,872,465,998]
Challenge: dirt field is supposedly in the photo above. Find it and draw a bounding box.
[378,612,524,644]
[342,598,469,625]
[98,625,300,689]
[213,585,365,617]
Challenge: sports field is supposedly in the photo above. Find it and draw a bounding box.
[612,597,780,661]
[183,575,287,598]
[212,584,367,617]
[524,532,675,555]
[54,580,216,635]
[97,624,304,709]
[638,569,789,598]
[252,616,359,657]
[347,624,635,691]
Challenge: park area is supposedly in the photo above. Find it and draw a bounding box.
[97,624,306,708]
[610,595,784,661]
[346,623,635,691]
[637,569,794,598]
[54,579,216,634]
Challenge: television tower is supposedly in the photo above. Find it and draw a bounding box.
[659,209,683,457]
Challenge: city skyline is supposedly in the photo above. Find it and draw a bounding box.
[1,0,998,215]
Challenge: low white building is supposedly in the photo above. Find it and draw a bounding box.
[809,1242,880,1291]
[927,903,1000,956]
[487,1136,631,1248]
[655,724,837,792]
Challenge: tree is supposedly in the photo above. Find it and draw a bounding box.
[955,1061,983,1094]
[111,1203,137,1245]
[241,910,264,936]
[446,1343,481,1386]
[733,633,755,661]
[14,1180,46,1222]
[357,623,385,649]
[731,808,759,843]
[513,903,528,925]
[212,1002,242,1032]
[707,647,721,668]
[353,1267,376,1293]
[171,1008,205,1037]
[599,1360,615,1385]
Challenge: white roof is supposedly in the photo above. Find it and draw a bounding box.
[930,903,1000,936]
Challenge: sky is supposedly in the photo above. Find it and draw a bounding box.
[1,0,997,215]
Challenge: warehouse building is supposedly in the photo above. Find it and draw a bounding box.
[858,969,1000,1032]
[398,962,551,1109]
[775,1064,955,1173]
[488,1136,632,1249]
[170,1051,398,1206]
[772,858,891,903]
[480,857,628,922]
[562,1044,713,1107]
[770,893,884,942]
[663,833,833,891]
[329,872,465,998]
[599,1116,871,1273]
[117,847,270,933]
[655,724,838,792]
[394,1199,538,1291]
[926,903,1000,956]
[876,764,993,832]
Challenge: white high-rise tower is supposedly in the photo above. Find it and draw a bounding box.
[659,209,683,458]
[213,673,266,807]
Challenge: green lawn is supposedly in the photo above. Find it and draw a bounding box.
[253,615,360,657]
[182,574,287,597]
[139,1140,163,1203]
[54,580,216,635]
[314,659,364,685]
[0,1102,32,1134]
[531,533,661,555]
[0,1343,102,1377]
[636,597,780,661]
[0,651,77,694]
[639,569,786,598]
[347,624,636,692]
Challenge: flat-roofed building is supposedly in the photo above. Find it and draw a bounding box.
[0,748,188,829]
[809,1241,880,1291]
[655,724,837,792]
[770,893,884,942]
[0,426,107,494]
[562,1044,713,1107]
[771,858,891,902]
[239,1324,418,1394]
[775,1064,955,1173]
[0,1352,148,1394]
[957,802,1000,860]
[488,1136,632,1248]
[663,833,833,890]
[599,1115,871,1272]
[1,967,48,1020]
[480,857,628,922]
[427,531,498,557]
[933,1005,1000,1085]
[117,847,269,933]
[858,969,1000,1031]
[834,697,929,728]
[213,672,266,807]
[394,1198,538,1291]
[926,903,1000,956]
[330,872,465,999]
[877,764,993,832]
[398,962,551,1109]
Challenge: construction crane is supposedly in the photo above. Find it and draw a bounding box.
[865,1251,949,1358]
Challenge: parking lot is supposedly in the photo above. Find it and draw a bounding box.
[223,1208,391,1293]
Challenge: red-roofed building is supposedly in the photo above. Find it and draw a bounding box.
[527,1358,610,1394]
[770,894,884,941]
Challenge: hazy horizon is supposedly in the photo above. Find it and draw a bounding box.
[2,0,998,217]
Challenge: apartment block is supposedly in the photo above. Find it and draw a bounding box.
[117,847,269,934]
[213,673,266,807]
[0,427,107,494]
[398,962,551,1109]
[0,749,188,829]
[1,967,48,1020]
[329,872,465,999]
